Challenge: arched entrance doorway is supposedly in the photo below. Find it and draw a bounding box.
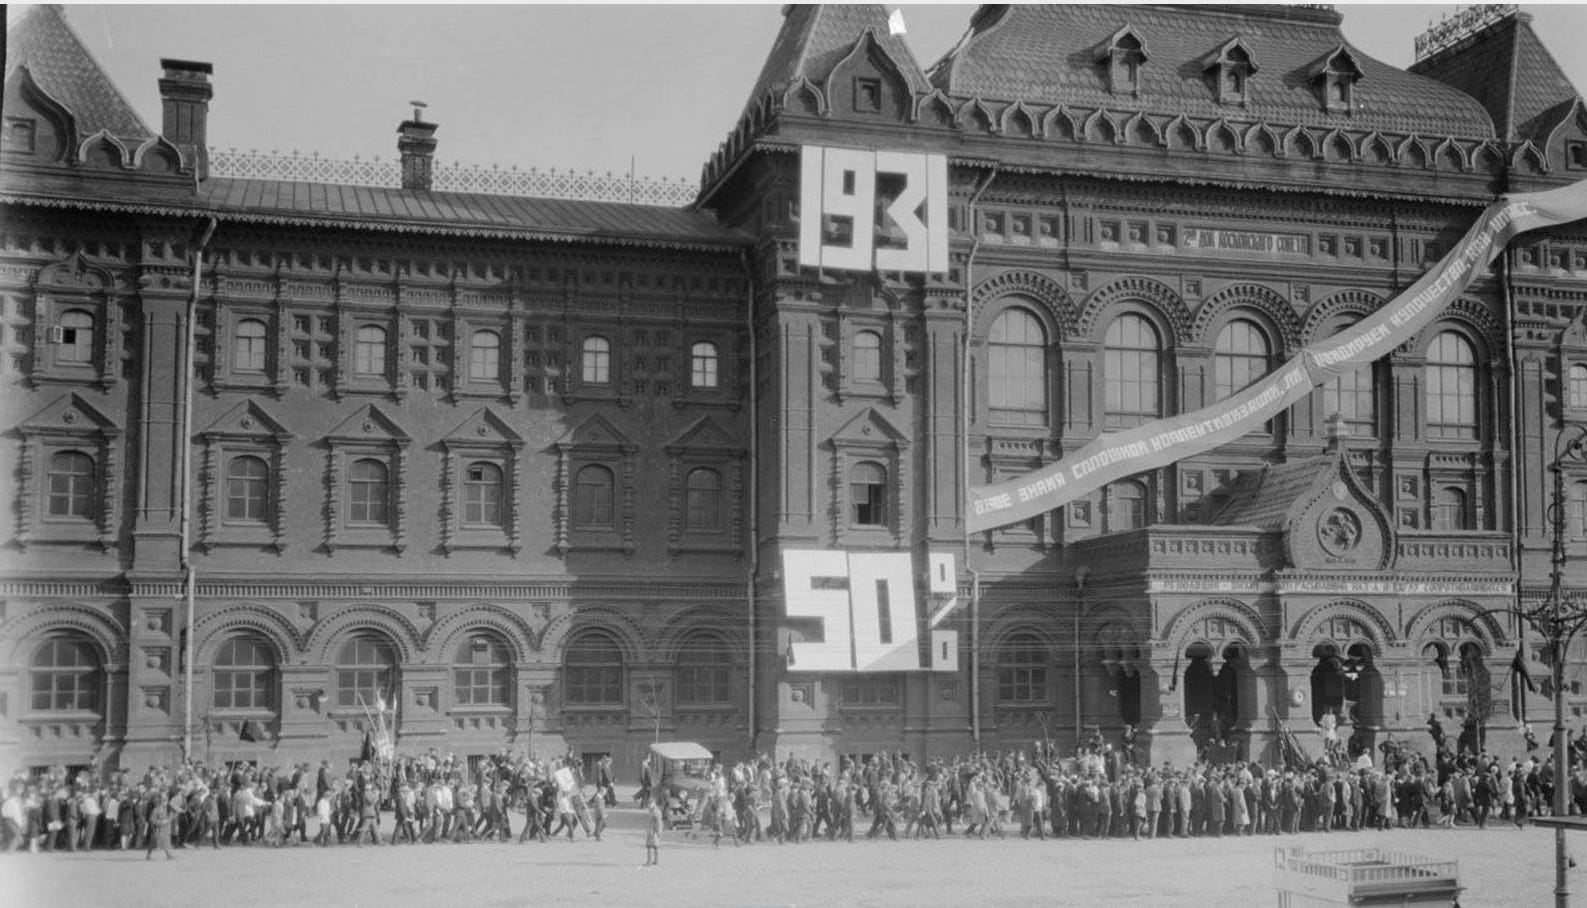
[1310,641,1383,759]
[1182,642,1250,761]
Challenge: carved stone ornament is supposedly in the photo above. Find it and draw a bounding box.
[1318,507,1363,557]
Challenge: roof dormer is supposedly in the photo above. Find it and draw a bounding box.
[1309,45,1364,115]
[1095,25,1149,98]
[1201,37,1258,107]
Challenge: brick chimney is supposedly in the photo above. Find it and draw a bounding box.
[398,103,438,191]
[158,58,213,180]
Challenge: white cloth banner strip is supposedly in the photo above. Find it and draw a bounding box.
[966,179,1587,534]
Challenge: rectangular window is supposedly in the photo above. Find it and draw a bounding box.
[840,677,899,706]
[565,667,622,705]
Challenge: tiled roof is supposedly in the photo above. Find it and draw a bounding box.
[1204,455,1329,529]
[1411,13,1580,144]
[2,173,749,249]
[927,4,1496,138]
[5,5,154,142]
[739,4,930,116]
[194,178,747,247]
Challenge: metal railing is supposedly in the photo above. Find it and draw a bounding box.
[208,148,698,207]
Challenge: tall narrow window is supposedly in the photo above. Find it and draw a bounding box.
[1103,314,1161,426]
[1434,487,1470,531]
[1321,323,1377,433]
[58,310,94,364]
[354,325,387,377]
[453,634,511,707]
[1214,319,1270,401]
[46,451,95,519]
[853,330,882,382]
[30,636,101,712]
[691,342,719,389]
[1426,331,1477,439]
[988,308,1048,426]
[581,336,611,384]
[684,468,722,530]
[336,635,396,708]
[574,465,615,528]
[234,319,267,373]
[850,461,888,526]
[1108,478,1149,531]
[564,632,623,705]
[996,633,1047,703]
[469,330,500,381]
[675,632,732,705]
[347,458,390,525]
[212,636,275,710]
[462,461,503,526]
[1571,364,1587,409]
[225,455,270,523]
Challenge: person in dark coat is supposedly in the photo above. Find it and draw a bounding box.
[1203,774,1225,837]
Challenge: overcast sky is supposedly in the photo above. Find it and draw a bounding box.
[27,3,1587,183]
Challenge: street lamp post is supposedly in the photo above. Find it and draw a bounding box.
[1532,423,1587,908]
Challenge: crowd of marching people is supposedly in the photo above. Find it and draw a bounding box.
[4,720,1585,857]
[0,749,618,859]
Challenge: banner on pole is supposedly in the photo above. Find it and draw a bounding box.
[966,180,1587,534]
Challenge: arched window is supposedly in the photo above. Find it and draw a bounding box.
[684,468,722,530]
[213,636,276,710]
[336,634,396,708]
[58,310,94,363]
[1434,487,1470,531]
[234,319,268,373]
[1321,324,1377,433]
[988,307,1048,426]
[574,465,615,528]
[46,451,95,519]
[462,461,504,527]
[675,632,732,705]
[564,632,623,706]
[1426,331,1477,439]
[850,461,888,527]
[354,325,387,376]
[1107,478,1149,532]
[30,635,101,712]
[853,330,882,382]
[581,336,611,384]
[453,633,511,707]
[469,330,500,381]
[691,342,719,389]
[1214,318,1270,401]
[347,459,390,524]
[225,455,270,523]
[996,633,1047,703]
[1571,364,1587,409]
[1103,313,1160,426]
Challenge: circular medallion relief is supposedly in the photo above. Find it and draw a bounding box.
[1318,507,1363,557]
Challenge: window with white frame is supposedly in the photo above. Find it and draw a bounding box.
[1103,313,1161,425]
[988,307,1048,426]
[213,636,276,710]
[469,330,500,381]
[225,455,270,523]
[581,336,611,385]
[234,319,268,373]
[691,342,719,389]
[46,450,96,520]
[1425,331,1478,440]
[354,325,387,377]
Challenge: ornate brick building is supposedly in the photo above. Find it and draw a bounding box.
[2,4,1585,774]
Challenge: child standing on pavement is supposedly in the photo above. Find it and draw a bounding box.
[644,800,662,866]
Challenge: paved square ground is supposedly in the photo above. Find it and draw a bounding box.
[3,812,1566,907]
